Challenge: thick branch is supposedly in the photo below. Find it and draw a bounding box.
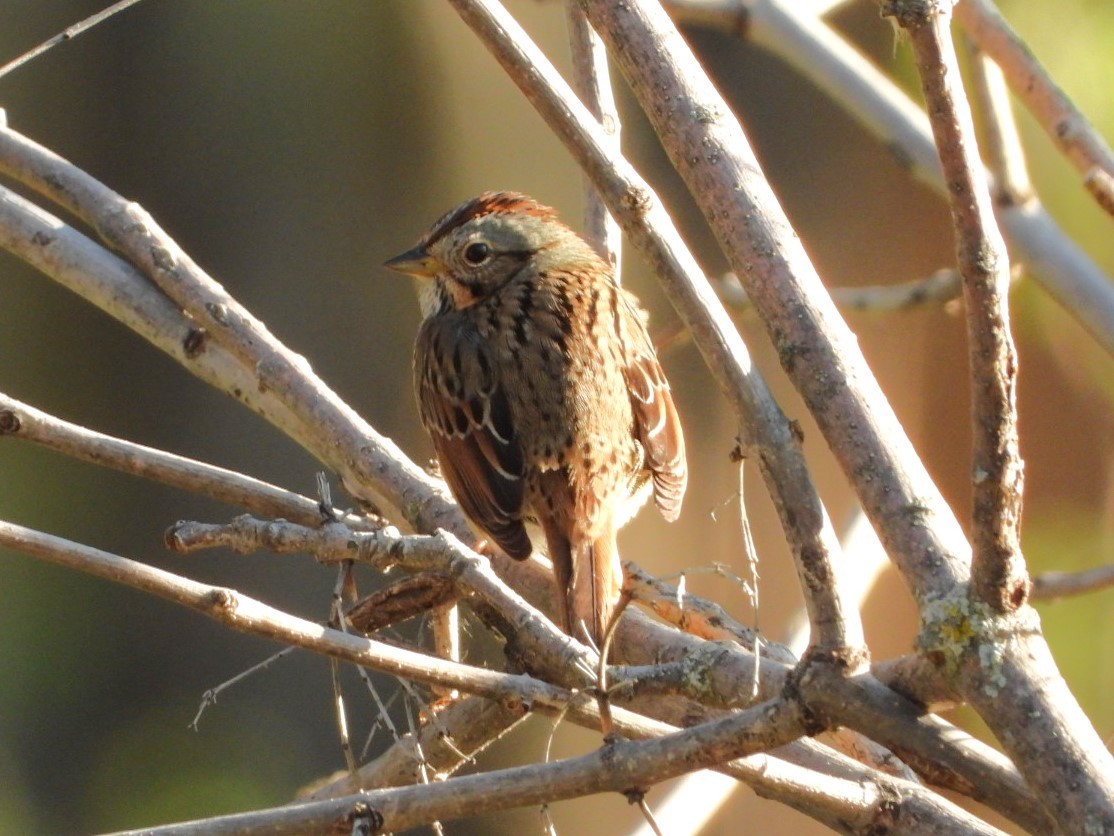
[577,0,970,604]
[0,183,304,439]
[113,695,1015,836]
[801,668,1051,834]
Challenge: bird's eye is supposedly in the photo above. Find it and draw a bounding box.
[463,242,490,265]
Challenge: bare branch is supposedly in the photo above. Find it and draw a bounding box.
[955,0,1114,217]
[0,392,366,529]
[623,561,797,665]
[964,38,1033,207]
[305,695,527,798]
[802,669,1051,834]
[565,2,623,273]
[665,0,1114,359]
[0,0,149,81]
[887,1,1025,613]
[0,182,308,432]
[0,124,463,541]
[1031,565,1114,601]
[719,269,964,315]
[578,0,970,603]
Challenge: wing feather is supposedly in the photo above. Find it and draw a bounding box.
[624,347,687,522]
[415,317,531,558]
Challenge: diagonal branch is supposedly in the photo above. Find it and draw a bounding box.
[664,0,1114,359]
[0,520,576,705]
[0,125,461,541]
[955,0,1114,217]
[576,0,970,602]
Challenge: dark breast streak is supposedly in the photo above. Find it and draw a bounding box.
[472,266,643,533]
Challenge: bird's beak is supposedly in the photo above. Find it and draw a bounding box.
[384,245,443,279]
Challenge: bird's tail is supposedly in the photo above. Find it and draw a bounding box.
[561,528,622,649]
[537,472,624,648]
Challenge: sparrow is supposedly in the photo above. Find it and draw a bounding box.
[385,191,685,646]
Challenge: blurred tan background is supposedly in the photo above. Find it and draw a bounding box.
[0,1,1111,833]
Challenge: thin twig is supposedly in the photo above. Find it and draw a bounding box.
[886,2,1025,614]
[1030,565,1114,601]
[189,647,296,731]
[331,563,361,776]
[0,0,150,80]
[955,0,1114,217]
[963,36,1033,207]
[0,392,369,530]
[634,794,664,836]
[565,2,623,274]
[736,457,762,699]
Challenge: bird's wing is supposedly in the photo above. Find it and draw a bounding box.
[415,316,532,559]
[622,301,687,521]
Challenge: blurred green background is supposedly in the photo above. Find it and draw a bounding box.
[0,1,1111,833]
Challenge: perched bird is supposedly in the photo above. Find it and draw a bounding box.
[385,191,686,646]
